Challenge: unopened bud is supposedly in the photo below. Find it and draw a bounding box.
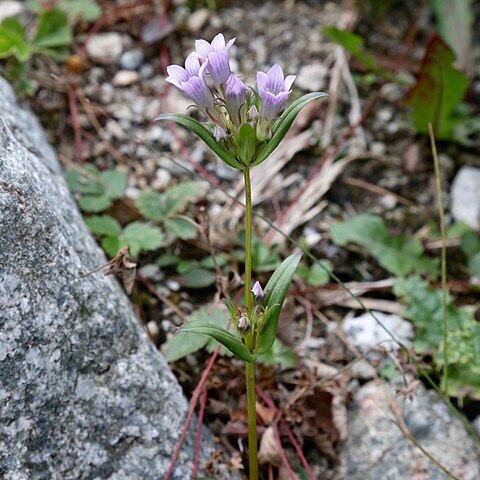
[237,314,251,331]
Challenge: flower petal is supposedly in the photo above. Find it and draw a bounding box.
[256,71,268,93]
[266,64,285,94]
[284,74,296,91]
[185,53,201,76]
[211,33,226,50]
[165,65,189,89]
[195,39,213,58]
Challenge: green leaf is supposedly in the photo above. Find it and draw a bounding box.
[163,332,209,362]
[179,267,216,288]
[298,260,332,286]
[177,321,256,362]
[255,252,302,354]
[237,122,257,165]
[85,215,121,237]
[155,113,243,170]
[330,214,438,277]
[100,170,127,199]
[138,182,204,221]
[121,221,164,251]
[0,17,31,62]
[165,217,198,239]
[102,236,120,257]
[156,254,181,267]
[252,92,328,166]
[66,166,103,194]
[33,10,72,49]
[78,194,113,212]
[60,0,102,22]
[256,339,297,369]
[323,26,378,71]
[394,276,480,398]
[405,35,469,139]
[199,254,228,269]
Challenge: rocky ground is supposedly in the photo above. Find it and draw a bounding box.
[2,0,480,478]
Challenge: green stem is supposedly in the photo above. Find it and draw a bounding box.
[243,167,258,480]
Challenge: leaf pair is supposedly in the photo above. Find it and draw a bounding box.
[155,92,327,169]
[175,252,301,361]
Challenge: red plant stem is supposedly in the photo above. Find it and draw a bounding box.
[268,464,274,480]
[164,347,221,480]
[272,424,297,480]
[192,386,208,479]
[257,387,315,480]
[67,84,84,163]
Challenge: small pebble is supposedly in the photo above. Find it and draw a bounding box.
[120,49,144,70]
[295,63,327,91]
[86,32,123,64]
[0,1,23,22]
[187,8,210,33]
[113,70,140,87]
[140,64,155,79]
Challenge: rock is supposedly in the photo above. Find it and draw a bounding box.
[187,8,210,33]
[0,76,231,479]
[113,70,141,87]
[451,166,480,231]
[120,49,144,70]
[0,1,23,22]
[338,381,480,479]
[295,62,327,91]
[343,311,413,354]
[86,32,123,64]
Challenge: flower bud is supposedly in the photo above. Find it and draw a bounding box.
[237,314,251,332]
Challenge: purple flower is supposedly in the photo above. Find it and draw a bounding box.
[195,33,236,88]
[225,74,247,125]
[166,56,215,112]
[165,53,201,89]
[251,281,264,301]
[257,64,296,120]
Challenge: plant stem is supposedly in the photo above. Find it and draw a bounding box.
[429,123,449,394]
[243,166,258,480]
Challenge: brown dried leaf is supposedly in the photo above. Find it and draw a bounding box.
[81,246,137,294]
[258,426,281,466]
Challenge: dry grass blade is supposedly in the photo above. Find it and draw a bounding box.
[265,156,354,245]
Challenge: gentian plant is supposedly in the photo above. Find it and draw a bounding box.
[156,33,327,479]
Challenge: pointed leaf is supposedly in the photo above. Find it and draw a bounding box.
[155,113,243,170]
[252,92,328,166]
[237,122,257,165]
[255,252,302,354]
[178,321,256,362]
[33,10,72,49]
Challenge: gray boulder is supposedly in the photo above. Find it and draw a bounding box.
[0,77,223,479]
[338,381,480,480]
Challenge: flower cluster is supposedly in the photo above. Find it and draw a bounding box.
[165,33,297,164]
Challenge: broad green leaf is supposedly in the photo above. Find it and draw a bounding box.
[255,252,302,354]
[156,254,181,267]
[85,215,121,237]
[165,217,197,239]
[297,260,332,286]
[0,17,31,61]
[179,267,216,288]
[163,332,208,362]
[199,254,228,269]
[237,122,257,165]
[330,214,438,277]
[405,35,468,139]
[60,0,102,22]
[155,113,243,170]
[100,170,127,199]
[137,191,163,221]
[102,236,120,257]
[33,10,72,49]
[256,339,297,369]
[252,92,328,166]
[78,194,113,212]
[178,321,256,362]
[66,166,103,195]
[121,221,164,251]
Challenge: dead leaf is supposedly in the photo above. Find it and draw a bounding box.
[81,246,137,294]
[258,426,281,466]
